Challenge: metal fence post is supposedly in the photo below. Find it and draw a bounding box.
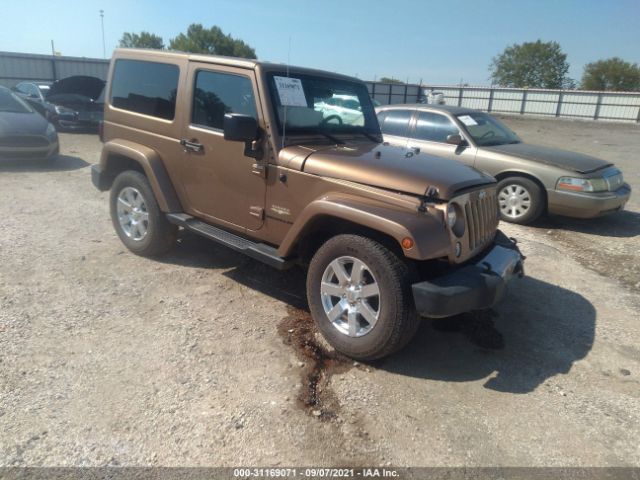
[388,85,392,105]
[403,83,408,103]
[458,88,463,107]
[487,89,494,112]
[555,92,564,117]
[520,90,528,115]
[594,93,603,120]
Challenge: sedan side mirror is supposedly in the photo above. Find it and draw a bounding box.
[224,113,258,142]
[446,133,466,146]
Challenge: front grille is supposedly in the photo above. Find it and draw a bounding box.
[463,190,499,251]
[605,172,624,191]
[0,135,49,148]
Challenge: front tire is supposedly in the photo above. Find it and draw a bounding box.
[306,234,419,361]
[109,170,177,256]
[497,176,545,224]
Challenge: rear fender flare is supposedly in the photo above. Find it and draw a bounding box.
[100,140,181,212]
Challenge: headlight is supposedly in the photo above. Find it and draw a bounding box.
[447,203,465,237]
[45,123,56,136]
[447,203,457,228]
[557,177,607,193]
[54,105,76,115]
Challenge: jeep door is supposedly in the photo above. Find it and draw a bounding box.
[180,63,266,231]
[406,110,477,166]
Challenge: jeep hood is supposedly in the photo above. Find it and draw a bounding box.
[483,142,612,174]
[279,142,495,199]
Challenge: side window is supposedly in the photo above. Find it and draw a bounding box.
[380,109,412,137]
[413,111,459,143]
[110,59,179,120]
[16,84,30,95]
[192,70,257,130]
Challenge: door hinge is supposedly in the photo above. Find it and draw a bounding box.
[249,206,264,219]
[252,163,267,178]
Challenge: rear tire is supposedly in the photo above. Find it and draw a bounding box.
[497,176,545,224]
[110,170,177,256]
[306,234,420,361]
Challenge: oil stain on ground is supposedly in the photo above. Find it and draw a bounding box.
[278,305,357,421]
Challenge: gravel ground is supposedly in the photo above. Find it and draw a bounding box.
[0,117,639,467]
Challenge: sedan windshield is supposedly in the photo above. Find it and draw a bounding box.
[0,88,33,113]
[266,72,379,140]
[456,112,521,147]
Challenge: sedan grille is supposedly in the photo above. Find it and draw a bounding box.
[0,135,49,148]
[463,190,499,252]
[605,172,624,191]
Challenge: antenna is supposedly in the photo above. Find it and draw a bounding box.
[281,36,291,149]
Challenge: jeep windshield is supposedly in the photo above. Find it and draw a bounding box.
[455,112,521,147]
[266,72,380,142]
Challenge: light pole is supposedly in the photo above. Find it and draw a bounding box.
[100,10,106,58]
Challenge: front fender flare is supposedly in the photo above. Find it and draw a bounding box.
[277,193,451,261]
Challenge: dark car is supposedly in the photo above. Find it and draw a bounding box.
[0,86,59,161]
[46,76,105,131]
[12,81,53,118]
[14,76,104,131]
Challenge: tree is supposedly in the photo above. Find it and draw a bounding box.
[169,24,256,59]
[581,58,640,91]
[379,77,403,84]
[119,31,164,49]
[490,40,573,89]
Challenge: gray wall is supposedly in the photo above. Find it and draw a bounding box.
[0,51,109,88]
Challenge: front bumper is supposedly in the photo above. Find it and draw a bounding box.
[412,231,524,318]
[547,184,631,218]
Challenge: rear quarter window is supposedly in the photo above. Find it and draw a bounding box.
[110,59,179,120]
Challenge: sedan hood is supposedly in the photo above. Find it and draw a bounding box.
[47,76,105,101]
[484,143,612,174]
[0,111,49,137]
[281,142,495,199]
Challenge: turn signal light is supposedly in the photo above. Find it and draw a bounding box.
[401,237,414,249]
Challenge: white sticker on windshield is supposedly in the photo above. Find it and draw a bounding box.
[458,115,478,126]
[274,76,307,107]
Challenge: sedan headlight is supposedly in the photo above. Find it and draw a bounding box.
[45,123,57,136]
[557,177,607,193]
[447,202,465,237]
[54,105,77,116]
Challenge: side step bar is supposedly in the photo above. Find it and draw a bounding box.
[166,213,294,270]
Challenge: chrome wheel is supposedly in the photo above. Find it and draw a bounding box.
[320,256,380,337]
[116,187,149,241]
[499,184,532,220]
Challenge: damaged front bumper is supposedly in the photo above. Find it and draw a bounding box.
[412,231,524,318]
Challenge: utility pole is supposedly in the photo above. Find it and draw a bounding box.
[100,10,106,58]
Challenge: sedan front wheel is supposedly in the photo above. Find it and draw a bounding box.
[497,176,545,224]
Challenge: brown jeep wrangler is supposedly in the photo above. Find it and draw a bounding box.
[92,49,524,360]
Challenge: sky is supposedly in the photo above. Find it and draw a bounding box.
[1,0,639,85]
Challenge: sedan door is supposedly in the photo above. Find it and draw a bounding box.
[406,111,477,167]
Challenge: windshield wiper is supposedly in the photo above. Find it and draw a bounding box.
[317,129,345,145]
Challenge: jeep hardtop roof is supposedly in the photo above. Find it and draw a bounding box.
[112,48,360,83]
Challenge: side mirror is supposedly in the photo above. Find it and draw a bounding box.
[446,133,465,146]
[223,113,258,142]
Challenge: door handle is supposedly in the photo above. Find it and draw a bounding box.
[180,139,203,153]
